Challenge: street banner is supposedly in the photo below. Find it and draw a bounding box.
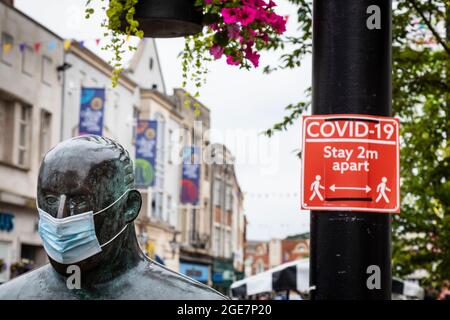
[78,87,105,136]
[180,145,201,205]
[301,114,400,213]
[135,120,158,188]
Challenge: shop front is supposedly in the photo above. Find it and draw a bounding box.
[212,259,235,294]
[179,261,210,284]
[0,201,46,284]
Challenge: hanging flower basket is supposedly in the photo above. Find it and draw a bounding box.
[85,0,287,94]
[129,0,204,38]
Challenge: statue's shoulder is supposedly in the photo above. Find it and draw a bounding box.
[0,264,68,300]
[131,261,228,300]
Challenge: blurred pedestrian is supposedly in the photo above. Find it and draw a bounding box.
[438,280,450,300]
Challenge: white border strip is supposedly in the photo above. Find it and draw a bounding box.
[305,138,396,145]
[300,115,400,213]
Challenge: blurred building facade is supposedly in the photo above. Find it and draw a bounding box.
[0,1,246,286]
[0,1,63,282]
[209,143,245,293]
[244,234,310,277]
[171,88,214,286]
[136,89,182,272]
[61,42,140,152]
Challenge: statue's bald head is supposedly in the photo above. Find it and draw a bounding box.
[37,135,142,271]
[38,135,134,202]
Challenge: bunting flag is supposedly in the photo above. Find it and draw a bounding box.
[34,42,41,53]
[63,39,72,51]
[47,41,57,50]
[243,192,300,198]
[0,36,135,57]
[2,43,12,54]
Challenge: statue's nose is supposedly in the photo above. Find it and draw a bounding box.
[57,194,70,219]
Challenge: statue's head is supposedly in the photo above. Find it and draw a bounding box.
[37,135,142,275]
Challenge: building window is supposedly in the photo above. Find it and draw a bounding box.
[155,113,165,177]
[21,45,34,76]
[1,32,14,66]
[203,199,209,214]
[114,92,120,110]
[39,110,52,159]
[79,70,86,85]
[16,104,31,167]
[213,226,220,256]
[225,230,232,258]
[152,191,164,221]
[189,208,197,244]
[152,113,166,220]
[0,99,7,161]
[41,56,53,86]
[132,106,140,144]
[204,164,209,181]
[295,244,307,254]
[257,246,265,256]
[168,129,173,164]
[0,99,32,168]
[213,179,221,206]
[0,241,12,282]
[166,194,172,222]
[149,57,154,70]
[256,260,264,274]
[225,185,233,211]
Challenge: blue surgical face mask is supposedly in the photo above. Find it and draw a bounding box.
[37,189,131,265]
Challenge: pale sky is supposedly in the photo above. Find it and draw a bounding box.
[15,0,312,241]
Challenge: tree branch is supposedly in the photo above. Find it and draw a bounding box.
[407,0,450,55]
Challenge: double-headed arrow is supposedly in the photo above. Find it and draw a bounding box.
[329,184,371,193]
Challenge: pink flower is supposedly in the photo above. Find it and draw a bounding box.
[209,23,219,31]
[226,54,241,66]
[259,32,269,43]
[238,6,257,26]
[245,40,255,48]
[209,44,224,60]
[270,15,287,33]
[243,0,267,8]
[244,47,260,67]
[266,1,277,9]
[227,24,241,39]
[222,8,240,24]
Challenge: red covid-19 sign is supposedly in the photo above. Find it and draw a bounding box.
[301,114,400,213]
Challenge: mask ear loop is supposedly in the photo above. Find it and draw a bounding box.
[100,224,128,248]
[93,189,132,216]
[94,189,133,247]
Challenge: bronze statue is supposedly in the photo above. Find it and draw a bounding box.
[0,135,226,299]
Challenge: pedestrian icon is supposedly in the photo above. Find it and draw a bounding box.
[375,177,391,203]
[309,175,325,201]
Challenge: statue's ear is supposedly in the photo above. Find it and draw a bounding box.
[124,190,142,223]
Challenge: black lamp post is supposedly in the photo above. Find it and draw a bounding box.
[310,0,392,300]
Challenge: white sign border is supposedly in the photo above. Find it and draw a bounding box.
[300,114,400,213]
